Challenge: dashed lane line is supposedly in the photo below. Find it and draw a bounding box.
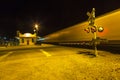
[39,49,51,57]
[0,51,14,61]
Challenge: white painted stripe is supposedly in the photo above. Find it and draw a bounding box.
[40,49,51,57]
[0,51,14,61]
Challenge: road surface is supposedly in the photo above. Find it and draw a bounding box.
[0,44,120,80]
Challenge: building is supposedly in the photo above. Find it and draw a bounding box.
[16,31,37,46]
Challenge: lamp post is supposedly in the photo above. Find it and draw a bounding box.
[34,24,39,44]
[35,24,39,36]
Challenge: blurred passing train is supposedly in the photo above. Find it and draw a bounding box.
[43,9,120,52]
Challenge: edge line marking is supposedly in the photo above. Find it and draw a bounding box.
[40,49,51,57]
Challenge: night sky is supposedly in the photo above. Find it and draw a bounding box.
[0,0,119,37]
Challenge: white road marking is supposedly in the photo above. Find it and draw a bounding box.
[40,49,51,57]
[0,51,14,61]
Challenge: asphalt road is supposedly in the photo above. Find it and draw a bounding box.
[0,44,120,80]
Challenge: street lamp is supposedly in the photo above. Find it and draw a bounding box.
[34,24,39,36]
[35,24,38,30]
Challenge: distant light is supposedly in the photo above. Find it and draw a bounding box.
[37,38,45,41]
[35,24,38,29]
[15,37,20,39]
[34,29,36,32]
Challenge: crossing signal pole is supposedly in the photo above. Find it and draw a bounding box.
[85,8,101,57]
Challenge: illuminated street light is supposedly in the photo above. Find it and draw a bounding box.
[35,24,38,30]
[34,24,39,36]
[34,29,36,32]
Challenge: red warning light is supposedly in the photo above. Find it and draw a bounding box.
[91,26,97,33]
[84,28,90,33]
